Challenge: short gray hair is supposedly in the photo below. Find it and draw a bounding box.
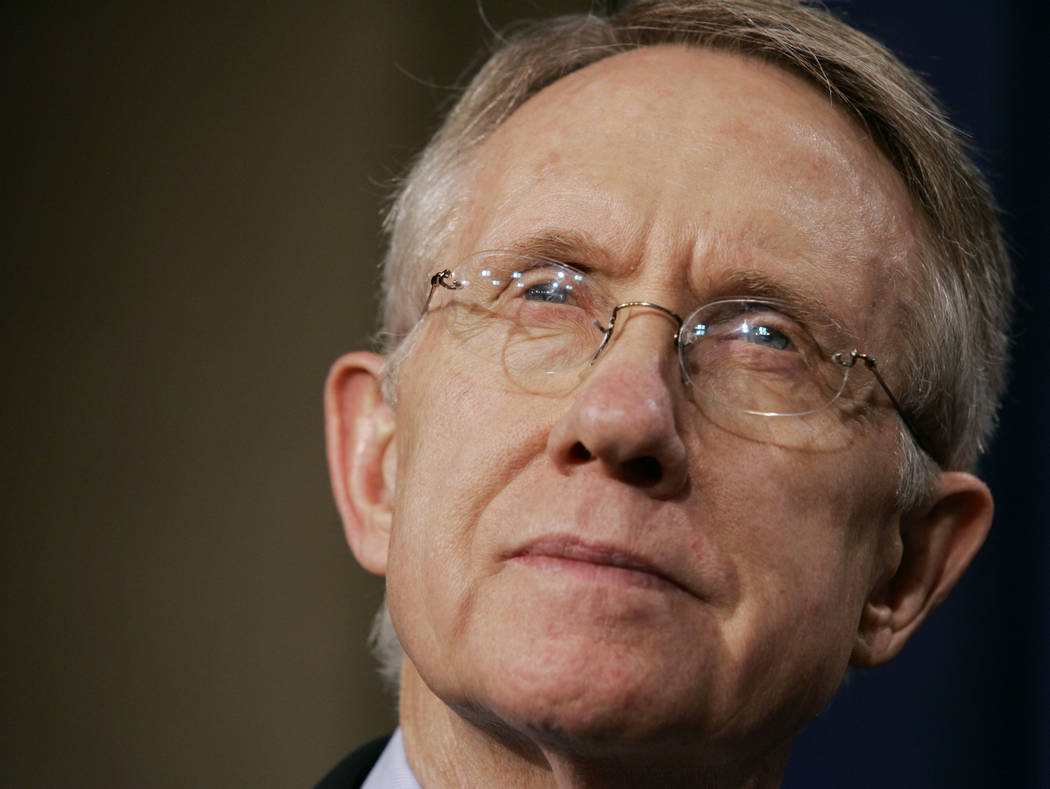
[370,0,1013,687]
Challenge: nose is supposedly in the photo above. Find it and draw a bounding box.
[546,310,689,499]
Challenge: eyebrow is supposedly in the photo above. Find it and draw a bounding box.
[711,269,858,347]
[493,229,616,272]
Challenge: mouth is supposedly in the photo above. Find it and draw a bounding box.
[505,535,688,594]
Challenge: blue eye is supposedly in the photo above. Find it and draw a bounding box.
[523,281,570,303]
[742,322,790,350]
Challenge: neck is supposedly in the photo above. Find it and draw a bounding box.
[397,661,791,789]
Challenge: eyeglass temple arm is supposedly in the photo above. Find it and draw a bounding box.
[834,350,934,461]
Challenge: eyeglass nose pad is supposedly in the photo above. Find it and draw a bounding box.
[589,319,615,365]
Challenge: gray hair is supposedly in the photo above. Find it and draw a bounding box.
[369,0,1013,687]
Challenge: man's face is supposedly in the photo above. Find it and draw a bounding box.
[384,47,918,757]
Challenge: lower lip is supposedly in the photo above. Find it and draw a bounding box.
[508,554,677,592]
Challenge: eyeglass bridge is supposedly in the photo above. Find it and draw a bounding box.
[592,301,684,362]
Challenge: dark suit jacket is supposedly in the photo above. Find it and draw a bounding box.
[315,735,391,789]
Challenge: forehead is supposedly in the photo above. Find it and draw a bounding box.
[455,46,920,344]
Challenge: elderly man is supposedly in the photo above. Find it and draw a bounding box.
[320,1,1012,786]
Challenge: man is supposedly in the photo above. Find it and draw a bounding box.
[320,1,1012,786]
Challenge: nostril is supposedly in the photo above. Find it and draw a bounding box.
[619,456,663,486]
[568,442,593,463]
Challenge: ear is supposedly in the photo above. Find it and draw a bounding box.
[324,351,396,577]
[852,471,993,667]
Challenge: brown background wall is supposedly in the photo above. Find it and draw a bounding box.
[3,2,587,786]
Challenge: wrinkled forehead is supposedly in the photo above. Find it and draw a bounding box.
[450,46,921,351]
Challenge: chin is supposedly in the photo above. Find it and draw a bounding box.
[461,635,708,752]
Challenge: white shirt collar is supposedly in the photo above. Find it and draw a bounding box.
[361,729,422,789]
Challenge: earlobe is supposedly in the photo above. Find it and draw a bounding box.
[852,471,993,668]
[324,351,397,577]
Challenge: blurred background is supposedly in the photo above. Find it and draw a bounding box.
[3,1,1046,786]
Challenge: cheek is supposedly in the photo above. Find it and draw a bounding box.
[395,328,558,505]
[385,343,558,658]
[707,430,895,646]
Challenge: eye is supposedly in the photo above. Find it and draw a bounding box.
[457,254,604,321]
[739,321,791,350]
[681,300,812,358]
[523,280,570,303]
[511,264,588,307]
